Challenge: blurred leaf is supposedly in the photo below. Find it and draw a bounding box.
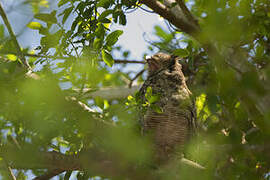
[145,86,152,101]
[173,49,189,58]
[27,22,42,30]
[97,0,111,8]
[0,24,4,38]
[196,93,206,116]
[93,38,103,49]
[6,54,17,61]
[64,171,72,180]
[60,6,73,24]
[151,104,163,113]
[148,94,160,104]
[58,0,69,7]
[154,25,171,41]
[95,96,104,109]
[34,11,57,24]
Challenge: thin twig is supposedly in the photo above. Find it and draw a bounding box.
[3,159,16,180]
[181,157,205,170]
[0,2,31,70]
[0,52,146,64]
[129,69,145,88]
[114,59,145,64]
[224,60,243,74]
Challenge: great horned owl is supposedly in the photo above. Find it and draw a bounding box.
[139,52,196,164]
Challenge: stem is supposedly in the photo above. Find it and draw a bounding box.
[0,2,31,70]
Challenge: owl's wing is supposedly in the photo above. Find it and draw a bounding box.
[143,103,192,163]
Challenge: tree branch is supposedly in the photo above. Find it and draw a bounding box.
[33,169,65,180]
[129,69,145,88]
[0,52,145,64]
[75,85,141,100]
[175,0,199,27]
[3,160,16,180]
[0,2,31,70]
[1,146,153,180]
[1,145,206,180]
[141,0,199,35]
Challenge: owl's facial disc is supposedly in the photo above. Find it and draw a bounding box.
[145,55,160,73]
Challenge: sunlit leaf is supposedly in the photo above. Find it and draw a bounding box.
[151,104,163,113]
[6,54,17,61]
[93,38,103,49]
[149,94,160,104]
[101,49,114,67]
[196,93,206,116]
[27,22,42,30]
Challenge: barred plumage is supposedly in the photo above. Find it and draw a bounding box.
[139,52,196,164]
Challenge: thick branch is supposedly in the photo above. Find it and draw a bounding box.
[75,85,141,100]
[176,0,198,27]
[141,0,199,35]
[1,146,153,179]
[1,145,205,179]
[33,169,65,180]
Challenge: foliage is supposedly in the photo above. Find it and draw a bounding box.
[0,0,269,179]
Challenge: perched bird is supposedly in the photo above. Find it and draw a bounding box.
[139,52,196,164]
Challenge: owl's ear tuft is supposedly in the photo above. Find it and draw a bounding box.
[171,55,181,62]
[171,55,182,67]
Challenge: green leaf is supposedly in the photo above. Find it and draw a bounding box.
[95,24,105,38]
[102,50,114,67]
[95,96,104,109]
[127,95,134,101]
[145,86,152,100]
[256,45,264,57]
[0,25,4,38]
[64,171,72,180]
[119,12,127,25]
[58,0,70,7]
[6,54,17,61]
[93,38,103,49]
[34,11,57,24]
[154,25,171,41]
[99,18,111,24]
[173,49,189,58]
[27,22,42,30]
[97,0,111,8]
[149,94,160,104]
[98,10,114,21]
[151,104,163,114]
[61,6,73,24]
[105,30,123,46]
[196,93,206,116]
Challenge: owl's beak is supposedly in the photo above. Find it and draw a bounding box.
[145,55,159,72]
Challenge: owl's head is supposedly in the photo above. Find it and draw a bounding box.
[145,52,181,75]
